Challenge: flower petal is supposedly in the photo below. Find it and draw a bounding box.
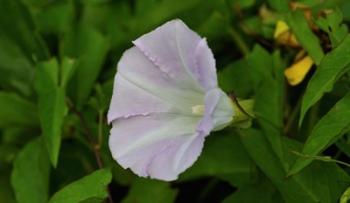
[133,19,215,91]
[107,47,203,123]
[284,55,314,86]
[109,114,204,181]
[198,88,234,134]
[194,38,218,90]
[211,89,234,131]
[107,19,232,181]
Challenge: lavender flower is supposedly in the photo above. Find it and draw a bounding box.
[108,19,234,181]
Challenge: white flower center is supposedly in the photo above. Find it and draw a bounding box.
[191,105,205,116]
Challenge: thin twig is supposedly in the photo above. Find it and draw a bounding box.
[291,151,350,168]
[229,92,254,118]
[227,27,250,56]
[66,99,114,203]
[284,96,302,134]
[98,110,104,145]
[67,100,103,167]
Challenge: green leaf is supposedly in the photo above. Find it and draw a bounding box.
[250,47,286,167]
[300,35,350,125]
[33,0,75,34]
[340,186,350,203]
[240,129,349,203]
[285,10,324,65]
[315,8,348,47]
[223,178,282,203]
[63,25,109,107]
[0,92,38,127]
[0,144,18,163]
[180,131,256,187]
[289,93,350,175]
[0,0,48,60]
[49,168,112,203]
[197,11,228,40]
[0,169,16,203]
[240,129,317,203]
[35,58,68,167]
[218,45,274,98]
[240,16,275,39]
[131,0,203,35]
[220,46,286,167]
[267,0,289,12]
[60,57,76,88]
[336,140,350,158]
[122,179,177,203]
[240,129,284,177]
[11,138,51,203]
[0,37,34,95]
[254,77,286,168]
[245,45,273,81]
[228,0,255,9]
[218,59,255,98]
[81,0,213,49]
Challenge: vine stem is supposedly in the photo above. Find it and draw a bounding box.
[98,110,104,145]
[284,96,302,134]
[291,151,350,168]
[67,99,114,203]
[228,27,250,56]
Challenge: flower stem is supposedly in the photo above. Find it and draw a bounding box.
[228,26,250,56]
[292,151,350,168]
[229,94,255,128]
[98,110,104,146]
[67,99,114,203]
[305,102,319,137]
[284,96,302,134]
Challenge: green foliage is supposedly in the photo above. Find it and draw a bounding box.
[1,0,350,202]
[285,10,324,65]
[35,58,70,167]
[341,186,350,203]
[219,45,277,98]
[0,0,43,94]
[315,8,348,47]
[240,129,349,203]
[49,168,112,203]
[11,138,50,203]
[0,170,16,203]
[180,132,257,187]
[290,93,350,175]
[62,25,109,107]
[300,35,350,123]
[29,0,75,34]
[223,178,282,203]
[0,92,38,127]
[251,47,286,167]
[122,179,177,203]
[0,0,48,60]
[267,0,289,12]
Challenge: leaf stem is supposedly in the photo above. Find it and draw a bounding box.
[284,96,302,134]
[305,102,319,137]
[292,151,350,168]
[227,26,250,56]
[67,99,114,203]
[98,110,104,146]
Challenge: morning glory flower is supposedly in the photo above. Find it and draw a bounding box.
[108,19,234,181]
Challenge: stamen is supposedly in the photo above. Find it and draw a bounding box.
[192,105,205,115]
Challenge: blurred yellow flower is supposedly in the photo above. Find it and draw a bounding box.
[284,55,314,86]
[274,20,315,85]
[274,20,300,47]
